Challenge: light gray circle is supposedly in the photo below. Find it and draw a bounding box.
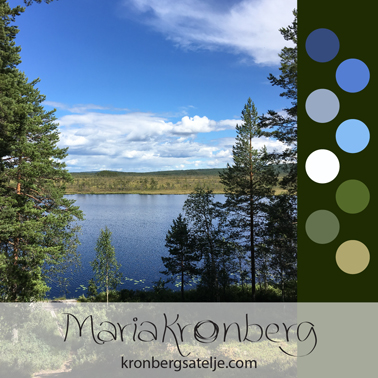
[305,89,340,123]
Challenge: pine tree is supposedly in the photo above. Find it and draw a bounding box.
[260,195,297,301]
[161,213,200,301]
[183,186,230,301]
[90,227,123,304]
[0,0,83,301]
[219,99,278,301]
[256,10,298,299]
[259,9,297,194]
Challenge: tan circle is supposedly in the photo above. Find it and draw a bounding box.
[336,240,370,274]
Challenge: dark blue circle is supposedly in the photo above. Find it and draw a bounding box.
[336,59,370,93]
[306,28,340,62]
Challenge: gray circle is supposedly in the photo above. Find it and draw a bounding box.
[305,210,340,244]
[305,89,340,123]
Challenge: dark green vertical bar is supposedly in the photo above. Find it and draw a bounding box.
[298,0,376,301]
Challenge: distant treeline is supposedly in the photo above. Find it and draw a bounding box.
[64,166,291,195]
[93,168,226,177]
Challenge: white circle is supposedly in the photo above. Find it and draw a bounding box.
[305,149,340,183]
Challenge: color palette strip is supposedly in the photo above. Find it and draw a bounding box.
[304,28,371,275]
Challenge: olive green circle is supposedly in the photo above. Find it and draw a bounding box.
[305,210,340,244]
[336,240,370,274]
[336,179,370,214]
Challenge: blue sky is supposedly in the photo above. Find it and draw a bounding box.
[11,0,296,172]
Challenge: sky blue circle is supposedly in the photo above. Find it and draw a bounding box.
[306,29,340,62]
[336,59,370,92]
[336,119,370,153]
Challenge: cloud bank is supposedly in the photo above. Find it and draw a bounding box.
[121,0,296,65]
[53,103,285,172]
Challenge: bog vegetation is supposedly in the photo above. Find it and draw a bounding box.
[63,167,288,195]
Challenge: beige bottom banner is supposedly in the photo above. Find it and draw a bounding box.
[0,303,374,377]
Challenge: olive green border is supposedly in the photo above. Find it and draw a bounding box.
[298,0,376,301]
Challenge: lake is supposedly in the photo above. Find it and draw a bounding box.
[48,194,225,299]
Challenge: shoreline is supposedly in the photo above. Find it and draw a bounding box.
[64,191,226,195]
[64,190,287,195]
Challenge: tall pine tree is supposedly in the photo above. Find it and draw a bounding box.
[257,9,298,300]
[259,9,297,194]
[0,0,83,301]
[220,99,278,301]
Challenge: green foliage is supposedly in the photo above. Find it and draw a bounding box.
[259,9,297,194]
[87,278,98,298]
[0,0,83,301]
[149,177,158,190]
[90,227,123,303]
[150,278,174,301]
[258,195,297,301]
[24,0,57,5]
[161,213,200,301]
[254,9,298,299]
[183,186,236,301]
[95,170,120,177]
[78,282,292,303]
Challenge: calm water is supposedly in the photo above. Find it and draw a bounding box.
[49,194,224,298]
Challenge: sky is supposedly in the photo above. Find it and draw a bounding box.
[11,0,297,172]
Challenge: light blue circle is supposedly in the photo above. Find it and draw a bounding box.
[336,59,370,93]
[336,119,370,153]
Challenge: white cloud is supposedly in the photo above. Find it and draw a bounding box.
[44,101,128,113]
[55,104,288,172]
[58,112,237,144]
[172,116,238,135]
[121,0,296,65]
[57,109,236,171]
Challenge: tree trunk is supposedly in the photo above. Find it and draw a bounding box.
[239,258,245,293]
[181,271,184,301]
[14,162,22,264]
[106,262,109,304]
[181,257,184,301]
[250,134,255,301]
[206,226,219,302]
